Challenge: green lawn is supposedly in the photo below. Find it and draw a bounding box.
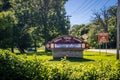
[20,50,117,66]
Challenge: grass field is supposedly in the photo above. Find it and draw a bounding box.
[19,50,117,66]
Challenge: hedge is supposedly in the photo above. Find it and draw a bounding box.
[0,49,120,80]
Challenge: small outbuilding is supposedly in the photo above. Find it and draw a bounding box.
[46,35,89,59]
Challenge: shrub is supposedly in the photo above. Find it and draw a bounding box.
[0,49,120,80]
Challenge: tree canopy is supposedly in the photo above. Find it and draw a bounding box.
[0,0,70,53]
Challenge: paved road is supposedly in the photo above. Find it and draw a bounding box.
[86,49,120,54]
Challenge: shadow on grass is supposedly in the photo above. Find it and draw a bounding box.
[105,54,115,56]
[84,54,99,56]
[49,58,94,62]
[84,53,115,57]
[22,52,52,56]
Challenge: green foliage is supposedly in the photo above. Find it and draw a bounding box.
[0,11,17,30]
[90,6,117,48]
[108,15,117,48]
[87,25,99,48]
[0,11,17,48]
[70,24,88,38]
[70,5,117,49]
[0,49,120,80]
[0,0,11,11]
[9,0,70,52]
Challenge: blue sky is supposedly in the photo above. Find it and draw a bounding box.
[65,0,117,26]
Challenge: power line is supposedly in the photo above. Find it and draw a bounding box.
[70,0,111,24]
[102,0,110,7]
[71,0,101,23]
[70,0,101,18]
[70,0,93,14]
[77,0,100,14]
[76,0,101,15]
[67,0,117,25]
[81,0,110,23]
[79,0,107,20]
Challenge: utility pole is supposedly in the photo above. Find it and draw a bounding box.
[66,15,71,35]
[117,0,120,60]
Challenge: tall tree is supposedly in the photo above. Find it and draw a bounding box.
[0,0,17,52]
[36,0,69,51]
[93,8,110,32]
[108,6,117,48]
[11,0,35,53]
[11,0,69,53]
[0,11,17,50]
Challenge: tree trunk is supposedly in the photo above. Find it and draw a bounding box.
[18,47,25,53]
[11,46,14,53]
[17,43,25,53]
[34,39,37,52]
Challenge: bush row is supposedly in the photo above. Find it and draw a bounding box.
[0,49,120,80]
